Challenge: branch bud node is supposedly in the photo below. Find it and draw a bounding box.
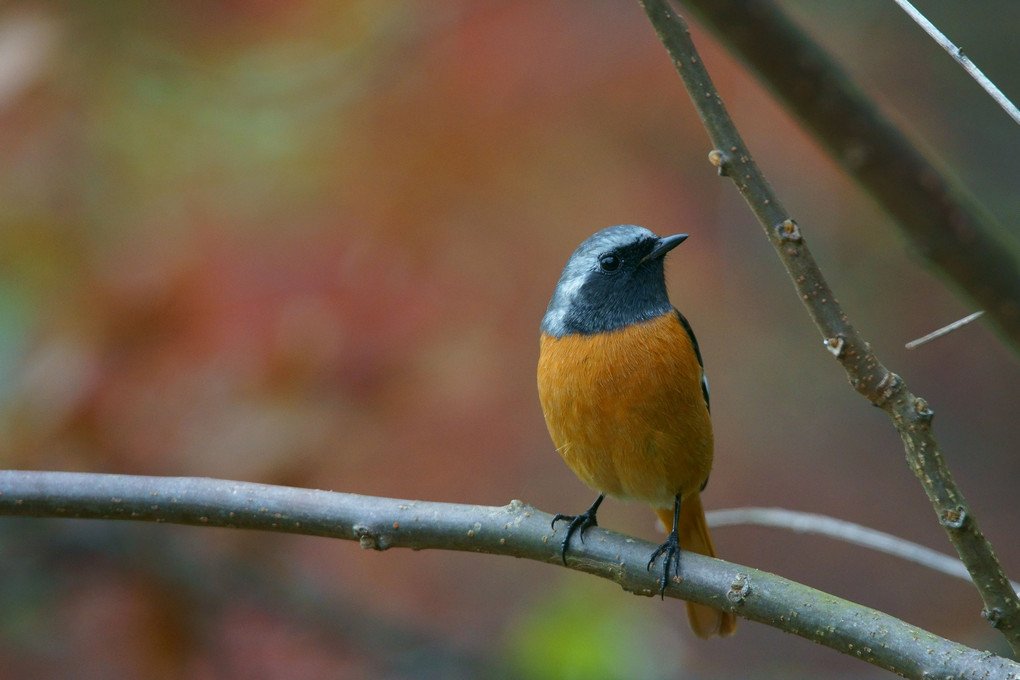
[873,371,901,406]
[939,506,967,530]
[354,523,388,550]
[775,218,803,243]
[728,572,752,603]
[824,335,846,358]
[708,149,730,176]
[983,607,1004,627]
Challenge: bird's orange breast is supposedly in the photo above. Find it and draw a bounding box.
[537,311,713,507]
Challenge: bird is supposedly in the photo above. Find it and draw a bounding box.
[537,224,736,638]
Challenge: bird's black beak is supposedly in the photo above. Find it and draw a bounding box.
[640,233,688,264]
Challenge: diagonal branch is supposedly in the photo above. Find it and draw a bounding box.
[889,0,1020,125]
[1,470,1018,680]
[682,0,1020,354]
[638,0,1020,656]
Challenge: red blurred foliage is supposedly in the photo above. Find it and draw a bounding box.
[1,1,1018,678]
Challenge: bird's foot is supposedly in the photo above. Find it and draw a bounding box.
[647,529,682,599]
[550,494,604,564]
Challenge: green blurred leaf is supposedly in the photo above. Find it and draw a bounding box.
[505,581,687,680]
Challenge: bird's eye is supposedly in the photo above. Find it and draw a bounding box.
[599,254,620,272]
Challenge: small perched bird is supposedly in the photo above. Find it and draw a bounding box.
[537,225,736,638]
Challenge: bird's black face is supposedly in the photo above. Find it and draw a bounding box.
[542,225,687,337]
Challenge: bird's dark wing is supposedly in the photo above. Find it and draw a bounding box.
[674,309,709,413]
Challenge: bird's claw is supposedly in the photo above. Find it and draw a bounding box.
[647,531,682,599]
[551,511,598,564]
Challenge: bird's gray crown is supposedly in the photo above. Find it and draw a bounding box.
[541,225,682,337]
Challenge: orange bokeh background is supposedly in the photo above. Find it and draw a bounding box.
[1,2,1018,678]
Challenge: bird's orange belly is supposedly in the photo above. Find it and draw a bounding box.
[537,312,713,507]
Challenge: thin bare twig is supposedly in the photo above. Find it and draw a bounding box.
[905,311,985,349]
[890,0,1020,126]
[638,0,1020,656]
[1,470,1018,680]
[708,507,1020,593]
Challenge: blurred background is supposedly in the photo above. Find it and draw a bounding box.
[0,1,1018,678]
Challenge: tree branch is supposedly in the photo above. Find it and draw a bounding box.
[708,507,1020,593]
[1,470,1018,680]
[638,0,1020,656]
[889,0,1020,126]
[905,311,986,350]
[682,0,1020,354]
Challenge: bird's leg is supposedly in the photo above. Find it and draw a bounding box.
[550,493,605,564]
[647,493,682,598]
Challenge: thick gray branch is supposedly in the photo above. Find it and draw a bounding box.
[1,470,1018,679]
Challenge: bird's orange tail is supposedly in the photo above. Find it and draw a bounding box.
[654,493,737,638]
